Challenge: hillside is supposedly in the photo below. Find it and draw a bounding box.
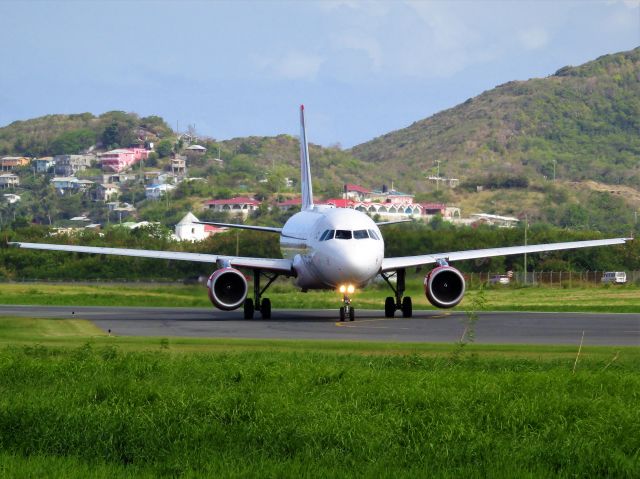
[351,47,640,192]
[0,112,172,157]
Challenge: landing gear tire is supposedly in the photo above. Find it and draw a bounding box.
[384,297,395,318]
[260,298,271,319]
[339,306,345,322]
[349,307,355,322]
[243,298,254,320]
[402,296,413,318]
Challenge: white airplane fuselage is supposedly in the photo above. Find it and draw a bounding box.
[280,206,384,290]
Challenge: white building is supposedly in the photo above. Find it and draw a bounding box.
[0,174,19,189]
[174,212,225,241]
[2,193,21,204]
[145,183,176,200]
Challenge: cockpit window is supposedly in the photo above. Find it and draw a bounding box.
[334,230,352,240]
[368,229,381,240]
[320,230,334,241]
[353,229,369,239]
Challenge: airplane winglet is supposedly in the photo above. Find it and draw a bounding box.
[299,104,314,211]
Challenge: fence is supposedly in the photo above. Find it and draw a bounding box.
[467,270,640,286]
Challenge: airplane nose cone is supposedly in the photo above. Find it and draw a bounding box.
[331,245,380,284]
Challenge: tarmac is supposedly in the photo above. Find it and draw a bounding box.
[1,305,639,346]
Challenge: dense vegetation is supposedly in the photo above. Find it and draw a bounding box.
[351,47,640,192]
[0,342,638,477]
[0,112,172,157]
[1,221,637,281]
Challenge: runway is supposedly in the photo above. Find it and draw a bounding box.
[1,305,639,346]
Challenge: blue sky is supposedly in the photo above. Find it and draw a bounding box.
[0,1,638,147]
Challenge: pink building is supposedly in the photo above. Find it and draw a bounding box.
[99,148,149,173]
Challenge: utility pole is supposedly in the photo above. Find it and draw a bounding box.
[436,160,441,191]
[553,159,557,182]
[523,214,528,285]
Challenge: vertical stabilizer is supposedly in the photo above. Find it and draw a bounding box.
[299,105,314,210]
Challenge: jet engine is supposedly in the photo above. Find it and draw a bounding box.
[424,265,466,309]
[207,268,248,311]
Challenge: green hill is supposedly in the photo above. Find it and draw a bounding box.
[0,112,172,157]
[351,47,640,192]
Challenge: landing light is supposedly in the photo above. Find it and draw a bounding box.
[338,284,356,294]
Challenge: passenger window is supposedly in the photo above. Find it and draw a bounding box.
[368,229,380,240]
[335,230,352,240]
[354,230,369,239]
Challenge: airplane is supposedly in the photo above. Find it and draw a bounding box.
[10,106,632,321]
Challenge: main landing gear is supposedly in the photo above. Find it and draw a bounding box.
[244,269,279,320]
[380,268,412,318]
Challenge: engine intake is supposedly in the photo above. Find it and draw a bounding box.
[424,266,466,309]
[207,268,248,311]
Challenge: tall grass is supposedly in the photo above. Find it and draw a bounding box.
[1,344,638,477]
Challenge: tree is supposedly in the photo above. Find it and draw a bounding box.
[50,129,96,155]
[155,139,173,158]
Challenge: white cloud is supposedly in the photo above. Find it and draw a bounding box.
[257,51,324,80]
[518,27,550,50]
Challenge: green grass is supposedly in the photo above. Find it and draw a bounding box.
[0,317,639,477]
[0,280,639,312]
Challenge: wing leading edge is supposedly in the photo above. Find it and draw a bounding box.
[9,242,293,273]
[381,237,631,272]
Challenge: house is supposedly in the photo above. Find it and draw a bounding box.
[51,176,93,193]
[52,176,78,191]
[53,154,94,176]
[174,212,226,241]
[32,157,56,173]
[203,197,260,218]
[185,144,207,156]
[99,148,149,173]
[0,174,19,189]
[343,184,371,202]
[171,158,186,176]
[145,183,176,200]
[0,157,29,171]
[92,183,120,202]
[2,193,21,203]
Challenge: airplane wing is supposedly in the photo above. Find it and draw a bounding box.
[9,242,293,273]
[193,221,282,233]
[381,237,631,272]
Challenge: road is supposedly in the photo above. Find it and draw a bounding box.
[1,305,639,346]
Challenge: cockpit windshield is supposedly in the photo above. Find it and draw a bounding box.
[334,230,352,240]
[319,229,380,240]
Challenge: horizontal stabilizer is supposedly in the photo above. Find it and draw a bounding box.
[376,219,413,226]
[193,221,282,233]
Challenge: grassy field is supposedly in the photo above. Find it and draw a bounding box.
[0,280,639,312]
[0,317,639,477]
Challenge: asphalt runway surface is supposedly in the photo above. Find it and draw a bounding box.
[1,305,639,346]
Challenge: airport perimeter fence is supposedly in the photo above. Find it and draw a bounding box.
[468,270,640,287]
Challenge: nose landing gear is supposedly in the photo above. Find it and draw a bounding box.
[339,293,355,322]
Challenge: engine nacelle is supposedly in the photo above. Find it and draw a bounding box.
[207,268,248,311]
[424,266,466,309]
